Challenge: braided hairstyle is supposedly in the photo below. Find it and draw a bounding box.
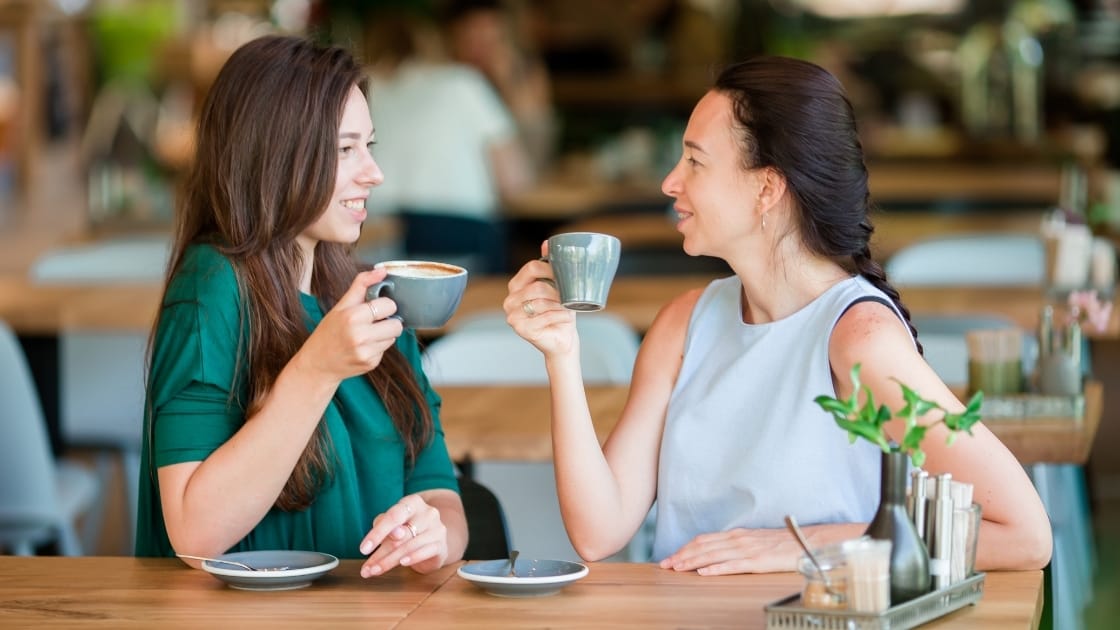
[713,56,921,354]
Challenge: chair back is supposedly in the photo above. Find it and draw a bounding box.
[459,477,512,560]
[886,234,1045,287]
[425,311,640,385]
[59,332,146,450]
[0,320,64,545]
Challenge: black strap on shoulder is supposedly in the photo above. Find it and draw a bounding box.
[839,295,895,320]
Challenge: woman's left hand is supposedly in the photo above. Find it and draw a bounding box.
[359,494,448,577]
[659,528,805,575]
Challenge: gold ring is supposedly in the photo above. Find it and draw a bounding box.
[522,300,536,317]
[368,301,379,322]
[405,522,418,538]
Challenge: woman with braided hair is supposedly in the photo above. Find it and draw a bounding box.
[502,56,1051,574]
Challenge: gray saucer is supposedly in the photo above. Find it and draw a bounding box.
[201,550,339,591]
[458,558,589,597]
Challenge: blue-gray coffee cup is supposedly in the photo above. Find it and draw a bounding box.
[546,232,621,312]
[366,260,468,329]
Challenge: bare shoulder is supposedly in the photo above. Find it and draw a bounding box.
[829,298,915,366]
[632,286,705,383]
[650,287,706,333]
[828,298,956,408]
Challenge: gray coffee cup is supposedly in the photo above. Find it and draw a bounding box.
[366,260,468,329]
[545,232,621,312]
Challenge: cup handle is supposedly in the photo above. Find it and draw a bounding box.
[533,257,557,289]
[366,280,394,302]
[365,281,405,324]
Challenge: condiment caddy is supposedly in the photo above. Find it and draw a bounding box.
[764,572,986,630]
[768,479,984,629]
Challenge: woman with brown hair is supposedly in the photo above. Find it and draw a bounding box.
[135,35,466,578]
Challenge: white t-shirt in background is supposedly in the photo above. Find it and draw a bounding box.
[366,61,516,220]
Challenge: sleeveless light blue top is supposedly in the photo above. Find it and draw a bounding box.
[653,275,900,561]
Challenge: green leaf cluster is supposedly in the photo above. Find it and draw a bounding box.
[813,364,984,468]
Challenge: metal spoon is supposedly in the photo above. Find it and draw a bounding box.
[507,549,520,577]
[176,553,289,572]
[783,515,840,598]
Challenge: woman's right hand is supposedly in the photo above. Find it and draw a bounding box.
[503,242,577,358]
[298,269,404,383]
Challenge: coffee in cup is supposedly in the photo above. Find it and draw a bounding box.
[545,232,621,312]
[366,260,468,329]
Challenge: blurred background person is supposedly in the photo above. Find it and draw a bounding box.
[363,8,535,274]
[442,0,558,171]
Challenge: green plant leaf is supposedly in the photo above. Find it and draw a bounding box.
[814,395,855,420]
[898,382,941,427]
[901,423,928,453]
[943,391,984,435]
[874,405,892,427]
[834,417,892,452]
[815,363,982,464]
[909,448,927,468]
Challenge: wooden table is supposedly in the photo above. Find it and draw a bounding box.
[438,382,1102,467]
[3,272,1116,340]
[439,385,625,461]
[0,557,1043,629]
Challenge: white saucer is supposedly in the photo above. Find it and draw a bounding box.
[201,550,339,591]
[458,558,589,597]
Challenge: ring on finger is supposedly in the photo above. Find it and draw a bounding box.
[405,522,418,538]
[522,300,536,317]
[368,301,379,322]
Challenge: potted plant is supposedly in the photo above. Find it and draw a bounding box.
[814,364,984,604]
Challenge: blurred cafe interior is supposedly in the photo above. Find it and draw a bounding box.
[1,0,1120,627]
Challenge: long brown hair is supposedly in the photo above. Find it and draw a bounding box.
[151,35,432,511]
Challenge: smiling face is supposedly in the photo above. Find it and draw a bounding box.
[297,85,383,255]
[661,91,766,261]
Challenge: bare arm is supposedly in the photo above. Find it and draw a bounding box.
[502,250,700,560]
[161,271,405,558]
[488,139,535,201]
[554,290,698,560]
[829,301,1052,571]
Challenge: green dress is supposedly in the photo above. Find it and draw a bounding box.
[135,244,458,558]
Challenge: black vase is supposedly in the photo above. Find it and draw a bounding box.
[865,448,930,605]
